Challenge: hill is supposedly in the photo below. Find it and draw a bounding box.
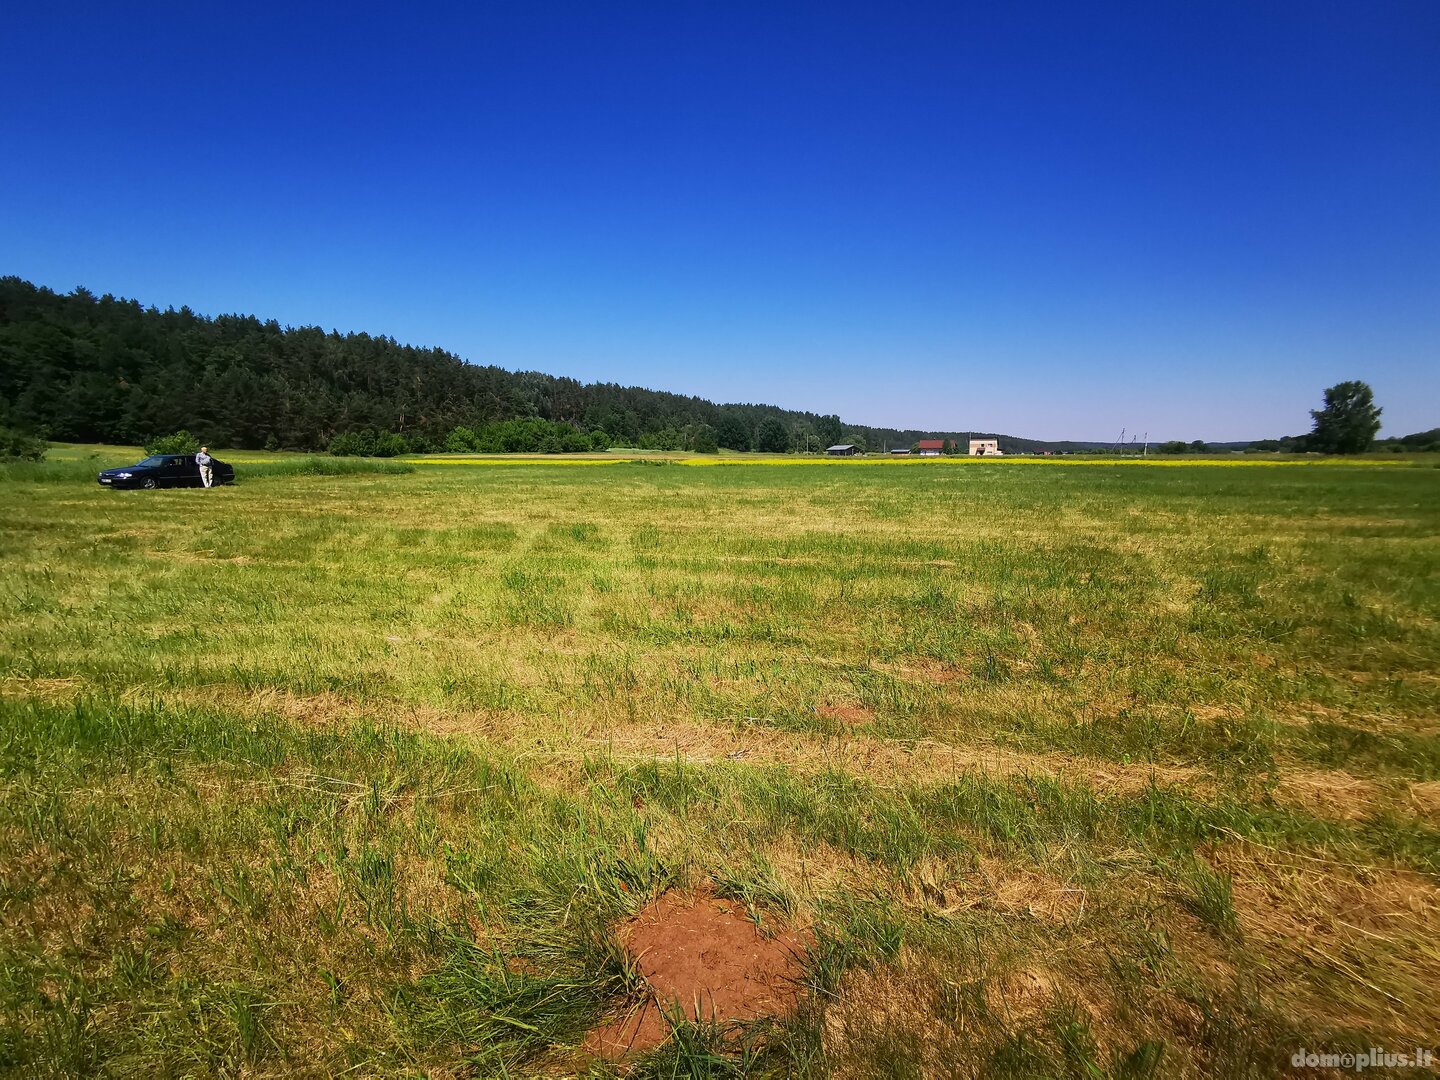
[29,278,1411,456]
[0,277,1101,454]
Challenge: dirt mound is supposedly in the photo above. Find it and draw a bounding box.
[584,890,812,1060]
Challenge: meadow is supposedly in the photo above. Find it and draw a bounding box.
[1,451,1438,1077]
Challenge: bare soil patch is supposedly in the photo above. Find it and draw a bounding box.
[816,703,875,726]
[877,660,967,685]
[584,890,811,1060]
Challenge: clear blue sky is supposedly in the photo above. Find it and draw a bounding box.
[4,2,1437,440]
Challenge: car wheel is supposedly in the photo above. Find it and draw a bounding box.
[142,478,157,489]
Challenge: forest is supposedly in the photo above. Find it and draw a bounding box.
[0,278,1072,454]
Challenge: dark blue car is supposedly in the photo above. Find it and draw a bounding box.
[97,454,235,489]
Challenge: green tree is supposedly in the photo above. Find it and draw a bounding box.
[816,413,844,447]
[1309,380,1382,454]
[754,416,790,453]
[715,412,750,451]
[687,423,719,453]
[1159,441,1188,454]
[1189,440,1209,453]
[144,430,200,455]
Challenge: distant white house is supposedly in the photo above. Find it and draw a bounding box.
[969,438,1000,456]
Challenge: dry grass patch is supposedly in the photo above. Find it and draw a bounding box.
[1409,780,1440,816]
[822,958,973,1079]
[1211,842,1440,1042]
[1269,770,1391,823]
[945,855,1090,925]
[820,947,1152,1080]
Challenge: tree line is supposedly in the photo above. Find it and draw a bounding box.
[0,278,1045,454]
[2,279,1427,456]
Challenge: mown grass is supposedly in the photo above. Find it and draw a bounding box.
[1,456,1437,1075]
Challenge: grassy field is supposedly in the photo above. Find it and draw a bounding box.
[1,452,1438,1077]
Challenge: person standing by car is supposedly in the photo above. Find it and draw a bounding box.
[196,446,213,488]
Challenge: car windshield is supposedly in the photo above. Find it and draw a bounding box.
[136,456,170,467]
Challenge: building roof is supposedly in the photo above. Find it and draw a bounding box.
[825,444,857,451]
[917,439,945,449]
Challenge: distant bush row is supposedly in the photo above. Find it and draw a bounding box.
[1245,430,1440,454]
[443,420,611,455]
[324,419,735,456]
[326,419,612,456]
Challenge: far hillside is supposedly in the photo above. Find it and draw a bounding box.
[1,278,1090,455]
[5,278,1431,456]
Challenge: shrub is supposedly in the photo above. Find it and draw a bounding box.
[446,427,478,453]
[689,424,719,453]
[328,430,423,457]
[144,430,200,456]
[638,427,683,451]
[374,433,410,458]
[0,426,47,462]
[328,431,369,456]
